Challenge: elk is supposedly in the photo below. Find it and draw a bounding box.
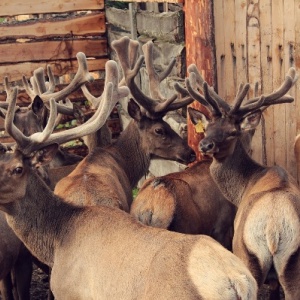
[186,64,299,299]
[54,37,196,212]
[0,83,259,300]
[0,58,125,300]
[130,159,236,250]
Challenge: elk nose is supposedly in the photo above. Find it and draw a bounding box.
[200,139,215,153]
[189,151,196,163]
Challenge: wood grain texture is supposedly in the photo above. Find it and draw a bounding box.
[0,13,106,40]
[0,0,104,16]
[0,39,108,64]
[185,0,216,162]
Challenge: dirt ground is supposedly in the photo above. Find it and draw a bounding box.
[30,264,50,300]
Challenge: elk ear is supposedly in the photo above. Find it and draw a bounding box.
[32,96,45,116]
[240,110,262,131]
[0,108,7,119]
[188,107,210,129]
[127,98,142,121]
[31,144,59,167]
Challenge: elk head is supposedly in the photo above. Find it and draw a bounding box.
[111,36,196,164]
[186,65,298,160]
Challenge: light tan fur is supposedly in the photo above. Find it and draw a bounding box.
[187,65,300,299]
[0,149,258,300]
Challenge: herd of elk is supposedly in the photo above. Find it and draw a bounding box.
[54,37,196,212]
[0,34,299,300]
[0,68,259,299]
[185,65,299,299]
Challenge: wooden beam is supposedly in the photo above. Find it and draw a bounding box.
[108,0,183,3]
[0,0,104,17]
[185,0,216,161]
[0,39,108,64]
[0,13,106,40]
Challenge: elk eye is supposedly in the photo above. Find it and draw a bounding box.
[155,128,164,135]
[12,167,23,175]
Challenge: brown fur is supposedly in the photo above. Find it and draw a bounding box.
[131,160,236,249]
[55,101,196,212]
[191,106,300,299]
[0,148,258,299]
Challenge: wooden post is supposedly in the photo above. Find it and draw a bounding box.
[184,0,217,161]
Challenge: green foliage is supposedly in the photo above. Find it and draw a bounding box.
[132,187,139,199]
[105,1,129,9]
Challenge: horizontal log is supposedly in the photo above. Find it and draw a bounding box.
[0,58,108,82]
[0,39,108,65]
[109,0,183,3]
[0,0,104,17]
[0,13,106,40]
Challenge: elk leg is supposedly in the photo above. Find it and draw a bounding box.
[13,245,33,300]
[0,275,14,300]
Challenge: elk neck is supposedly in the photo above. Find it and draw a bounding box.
[210,137,265,206]
[5,170,82,267]
[109,120,151,188]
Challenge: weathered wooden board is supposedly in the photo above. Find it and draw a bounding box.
[0,0,104,16]
[185,0,216,161]
[0,39,108,64]
[0,13,106,40]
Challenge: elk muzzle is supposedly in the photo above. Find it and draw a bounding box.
[199,138,216,156]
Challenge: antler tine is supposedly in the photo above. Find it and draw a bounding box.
[33,67,47,95]
[39,52,94,103]
[112,37,191,117]
[112,37,154,112]
[0,77,12,109]
[86,60,129,123]
[142,41,176,101]
[187,64,230,113]
[230,83,251,114]
[45,65,56,93]
[82,60,129,110]
[234,67,298,116]
[185,72,207,106]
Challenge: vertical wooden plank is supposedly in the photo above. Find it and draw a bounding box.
[294,0,300,181]
[259,0,274,165]
[247,0,262,162]
[259,0,273,166]
[185,0,216,161]
[272,0,286,169]
[222,0,236,103]
[234,0,248,87]
[283,0,296,178]
[214,0,225,97]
